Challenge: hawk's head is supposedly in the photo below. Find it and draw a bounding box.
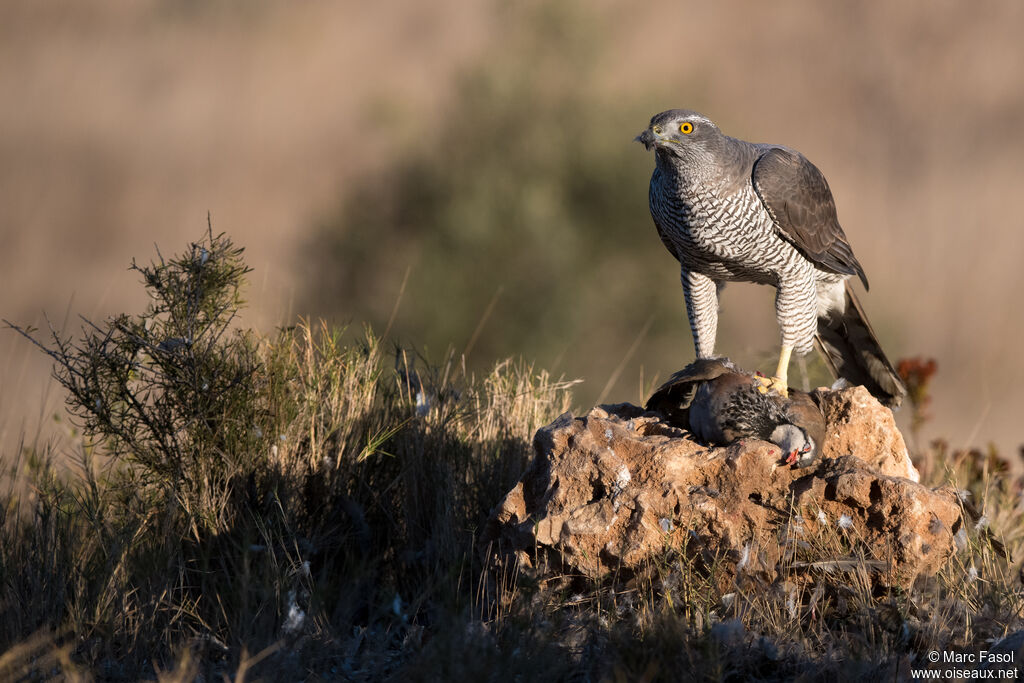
[635,109,722,158]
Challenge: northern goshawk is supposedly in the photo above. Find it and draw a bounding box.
[646,357,825,468]
[636,109,905,407]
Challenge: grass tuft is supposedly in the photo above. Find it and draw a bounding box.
[1,231,1021,680]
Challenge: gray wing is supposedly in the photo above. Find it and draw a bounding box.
[751,147,869,289]
[645,357,735,418]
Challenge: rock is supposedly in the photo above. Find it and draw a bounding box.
[484,388,962,587]
[815,385,920,482]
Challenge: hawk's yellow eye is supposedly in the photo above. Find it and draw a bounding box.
[680,122,694,134]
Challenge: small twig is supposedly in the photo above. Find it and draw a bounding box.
[382,265,411,341]
[596,315,654,406]
[463,286,504,361]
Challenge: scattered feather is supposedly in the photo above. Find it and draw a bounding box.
[282,591,305,635]
[955,527,968,551]
[736,543,751,571]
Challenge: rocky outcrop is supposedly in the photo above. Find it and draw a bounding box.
[817,386,920,482]
[485,386,962,587]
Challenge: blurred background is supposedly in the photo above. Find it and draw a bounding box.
[2,0,1022,459]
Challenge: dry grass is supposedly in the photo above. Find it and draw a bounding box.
[1,231,579,680]
[1,232,1022,680]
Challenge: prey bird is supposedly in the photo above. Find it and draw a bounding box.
[636,110,905,407]
[646,357,825,467]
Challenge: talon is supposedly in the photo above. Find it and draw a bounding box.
[756,374,788,397]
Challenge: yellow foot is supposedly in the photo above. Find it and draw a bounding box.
[755,374,789,398]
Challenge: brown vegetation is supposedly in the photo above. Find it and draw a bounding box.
[1,233,1021,680]
[3,1,1024,678]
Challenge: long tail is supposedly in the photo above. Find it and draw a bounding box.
[815,282,906,408]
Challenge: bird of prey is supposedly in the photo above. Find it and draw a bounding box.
[646,357,825,467]
[636,110,905,407]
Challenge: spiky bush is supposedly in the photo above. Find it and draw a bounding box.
[1,230,576,680]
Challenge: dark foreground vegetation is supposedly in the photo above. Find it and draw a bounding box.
[2,232,1022,681]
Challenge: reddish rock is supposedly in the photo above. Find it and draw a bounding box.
[485,388,962,587]
[815,385,920,482]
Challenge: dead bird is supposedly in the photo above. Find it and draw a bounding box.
[646,357,826,467]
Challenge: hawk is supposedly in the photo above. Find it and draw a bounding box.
[646,357,825,468]
[636,110,905,407]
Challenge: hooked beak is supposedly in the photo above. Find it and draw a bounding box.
[634,128,656,151]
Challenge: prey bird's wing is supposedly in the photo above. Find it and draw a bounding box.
[646,358,734,414]
[751,147,869,290]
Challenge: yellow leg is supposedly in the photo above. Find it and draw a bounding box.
[757,344,792,397]
[774,345,792,392]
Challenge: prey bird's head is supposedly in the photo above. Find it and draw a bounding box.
[770,423,818,469]
[635,109,723,162]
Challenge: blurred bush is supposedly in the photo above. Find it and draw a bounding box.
[301,4,685,403]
